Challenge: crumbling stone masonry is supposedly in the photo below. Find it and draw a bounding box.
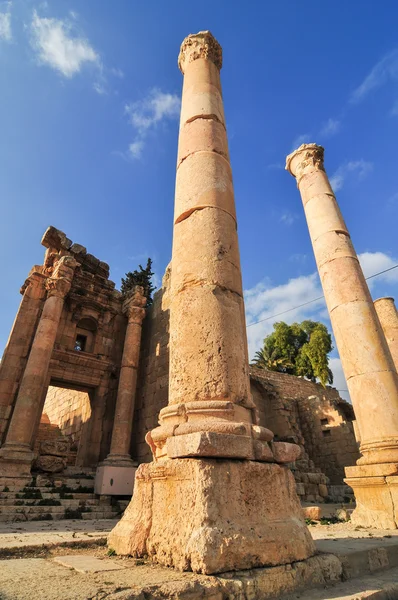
[109,30,315,574]
[286,143,398,528]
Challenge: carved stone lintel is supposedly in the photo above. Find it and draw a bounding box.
[178,30,222,74]
[123,286,147,324]
[285,143,325,186]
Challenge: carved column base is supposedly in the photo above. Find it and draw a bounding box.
[108,458,315,574]
[95,463,137,496]
[148,400,301,462]
[357,439,398,466]
[0,442,34,477]
[345,463,398,529]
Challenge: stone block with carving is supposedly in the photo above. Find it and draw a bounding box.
[39,439,69,457]
[35,454,67,473]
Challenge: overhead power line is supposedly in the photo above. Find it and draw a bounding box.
[246,263,398,329]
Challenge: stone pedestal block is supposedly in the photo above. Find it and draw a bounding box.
[95,464,137,496]
[108,458,315,574]
[345,463,398,528]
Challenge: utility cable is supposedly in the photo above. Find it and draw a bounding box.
[246,263,398,328]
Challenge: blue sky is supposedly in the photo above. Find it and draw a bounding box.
[1,0,398,401]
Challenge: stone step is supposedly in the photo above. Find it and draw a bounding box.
[0,492,96,500]
[0,498,101,507]
[0,507,118,522]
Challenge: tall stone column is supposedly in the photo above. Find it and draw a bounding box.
[374,297,398,369]
[109,32,315,574]
[0,271,47,445]
[286,143,398,528]
[0,256,77,476]
[95,286,146,495]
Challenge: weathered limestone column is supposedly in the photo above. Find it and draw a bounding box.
[109,32,315,574]
[286,143,398,528]
[0,256,77,476]
[95,286,146,495]
[0,271,46,445]
[375,297,398,369]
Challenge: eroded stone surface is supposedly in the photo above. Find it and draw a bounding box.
[109,458,315,574]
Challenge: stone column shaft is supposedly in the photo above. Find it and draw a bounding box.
[374,297,398,370]
[147,30,270,462]
[286,144,398,466]
[0,271,46,443]
[0,256,77,470]
[107,287,146,463]
[108,31,315,572]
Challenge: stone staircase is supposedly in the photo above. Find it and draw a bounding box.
[0,470,130,523]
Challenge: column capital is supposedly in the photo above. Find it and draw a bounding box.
[285,143,325,186]
[123,285,146,324]
[178,30,222,74]
[45,276,72,298]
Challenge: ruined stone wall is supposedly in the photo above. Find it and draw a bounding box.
[298,395,359,485]
[251,369,360,487]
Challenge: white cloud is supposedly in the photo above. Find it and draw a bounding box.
[350,49,398,104]
[320,118,341,137]
[125,89,180,134]
[244,273,326,360]
[0,2,12,41]
[330,159,373,192]
[29,10,99,78]
[280,211,298,226]
[124,89,180,160]
[358,251,398,287]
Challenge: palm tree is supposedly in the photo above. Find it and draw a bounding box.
[252,346,293,372]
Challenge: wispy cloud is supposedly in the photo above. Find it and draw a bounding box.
[291,133,312,151]
[266,162,284,171]
[350,49,398,105]
[124,89,180,160]
[0,1,12,41]
[387,191,398,210]
[280,211,299,226]
[330,159,373,192]
[319,118,341,137]
[29,10,100,79]
[128,140,144,160]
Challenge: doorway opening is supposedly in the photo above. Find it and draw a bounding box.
[36,382,93,466]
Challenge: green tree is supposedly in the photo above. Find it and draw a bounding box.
[252,320,333,387]
[121,258,156,307]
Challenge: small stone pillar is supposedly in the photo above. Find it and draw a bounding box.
[95,286,146,496]
[374,297,398,369]
[108,32,315,574]
[286,143,398,528]
[0,256,78,476]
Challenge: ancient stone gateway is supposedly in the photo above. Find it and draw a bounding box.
[108,31,315,574]
[286,143,398,529]
[0,226,144,487]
